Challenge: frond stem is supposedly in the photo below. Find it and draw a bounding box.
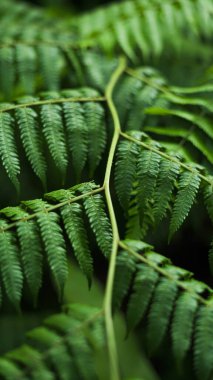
[120,131,213,186]
[103,56,126,380]
[0,97,106,113]
[119,241,210,306]
[0,186,104,232]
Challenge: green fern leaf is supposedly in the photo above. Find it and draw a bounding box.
[163,91,213,112]
[83,194,113,258]
[0,111,20,190]
[147,278,178,354]
[0,358,25,380]
[37,211,68,299]
[144,9,162,56]
[146,107,213,140]
[137,147,161,215]
[112,251,135,311]
[6,344,55,380]
[179,0,198,35]
[153,158,180,224]
[0,220,23,309]
[47,309,99,379]
[145,125,213,164]
[127,264,159,332]
[171,291,198,366]
[16,44,36,94]
[63,101,87,180]
[0,47,14,98]
[115,75,142,127]
[126,85,159,131]
[115,139,139,209]
[17,220,43,306]
[23,199,68,300]
[125,194,141,240]
[114,20,135,60]
[45,309,102,378]
[61,202,93,285]
[129,8,149,58]
[38,45,63,91]
[1,205,43,306]
[169,169,201,240]
[28,327,73,380]
[41,103,68,178]
[16,107,47,187]
[194,302,213,380]
[84,101,106,177]
[66,320,97,380]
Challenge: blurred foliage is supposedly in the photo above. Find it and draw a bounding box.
[0,0,213,379]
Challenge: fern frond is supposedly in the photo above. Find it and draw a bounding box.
[38,45,64,91]
[146,125,213,165]
[0,304,104,380]
[194,302,213,380]
[27,327,74,380]
[153,157,180,224]
[125,190,141,240]
[22,199,68,300]
[0,358,25,380]
[41,103,68,178]
[126,264,159,332]
[171,291,198,366]
[115,74,142,127]
[0,182,110,306]
[112,251,135,311]
[122,67,213,165]
[84,101,106,177]
[16,106,47,187]
[0,220,23,309]
[16,44,37,94]
[115,138,139,210]
[0,47,14,98]
[0,111,20,190]
[147,278,178,354]
[64,320,97,380]
[63,101,88,181]
[61,202,93,286]
[0,90,106,187]
[146,107,213,140]
[1,206,43,307]
[119,240,213,377]
[169,168,201,240]
[75,0,213,58]
[137,144,161,215]
[6,344,55,380]
[83,193,113,258]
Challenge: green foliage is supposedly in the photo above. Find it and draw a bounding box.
[0,1,213,379]
[0,183,111,307]
[0,304,105,380]
[0,91,106,187]
[113,242,213,377]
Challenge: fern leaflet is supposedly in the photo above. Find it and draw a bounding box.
[0,220,23,309]
[0,111,20,190]
[169,169,201,240]
[194,302,213,380]
[61,202,93,285]
[22,199,68,300]
[115,138,139,210]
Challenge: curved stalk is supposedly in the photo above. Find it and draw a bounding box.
[103,56,126,380]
